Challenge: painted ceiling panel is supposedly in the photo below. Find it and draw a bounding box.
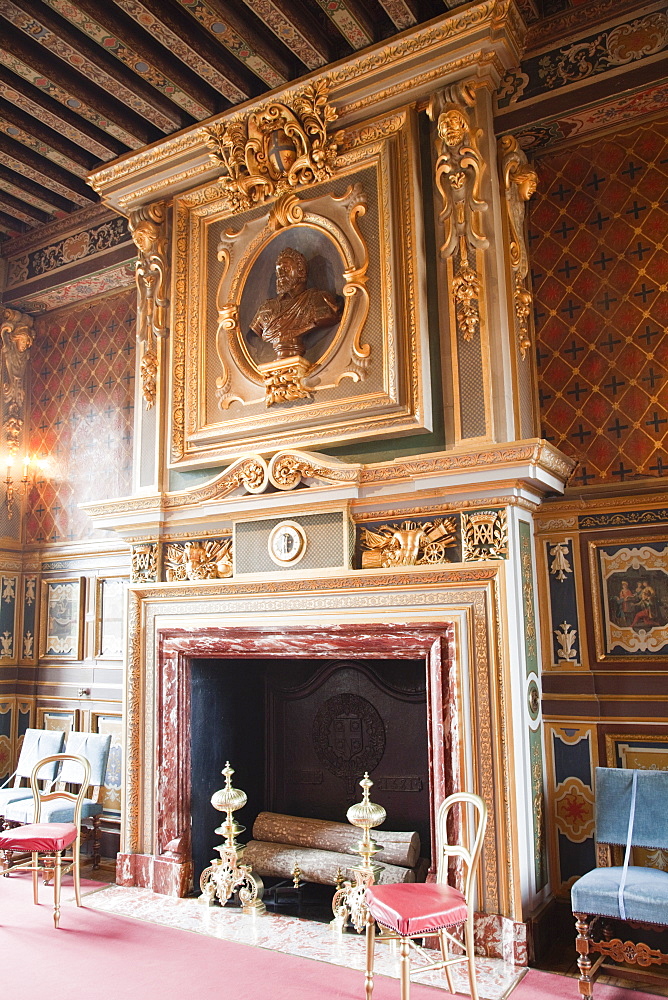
[0,0,662,252]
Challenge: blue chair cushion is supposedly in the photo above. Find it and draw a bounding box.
[16,729,66,780]
[4,797,102,824]
[595,768,668,850]
[61,733,112,786]
[571,865,668,926]
[0,787,33,811]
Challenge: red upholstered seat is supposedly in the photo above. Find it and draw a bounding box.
[366,883,468,937]
[0,822,77,853]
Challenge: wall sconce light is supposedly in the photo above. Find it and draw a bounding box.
[5,454,38,518]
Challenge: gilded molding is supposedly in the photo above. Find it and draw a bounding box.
[499,135,538,360]
[0,307,34,455]
[354,495,540,521]
[129,201,169,409]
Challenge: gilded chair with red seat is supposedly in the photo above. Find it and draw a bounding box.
[0,752,90,928]
[364,792,487,1000]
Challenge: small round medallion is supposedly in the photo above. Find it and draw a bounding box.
[268,520,307,566]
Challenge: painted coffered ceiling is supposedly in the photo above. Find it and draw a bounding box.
[0,0,665,249]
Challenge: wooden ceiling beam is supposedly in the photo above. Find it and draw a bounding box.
[174,0,291,89]
[0,20,162,148]
[40,0,221,121]
[0,65,126,160]
[0,163,76,214]
[376,0,418,30]
[0,136,96,205]
[0,96,98,174]
[238,0,332,71]
[7,0,192,132]
[311,0,377,49]
[0,188,53,225]
[0,206,27,234]
[116,0,261,104]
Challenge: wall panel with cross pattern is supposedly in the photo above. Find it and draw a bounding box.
[529,118,668,488]
[27,287,135,544]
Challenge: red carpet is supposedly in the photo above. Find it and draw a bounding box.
[511,969,661,1000]
[0,874,660,1000]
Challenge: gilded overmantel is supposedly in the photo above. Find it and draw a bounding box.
[88,0,524,215]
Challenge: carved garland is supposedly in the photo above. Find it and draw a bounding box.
[499,135,538,360]
[0,307,34,455]
[428,80,488,342]
[129,202,170,408]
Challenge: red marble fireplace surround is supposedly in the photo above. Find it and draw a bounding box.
[117,621,459,898]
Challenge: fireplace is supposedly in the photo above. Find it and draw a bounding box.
[189,656,431,883]
[117,571,532,963]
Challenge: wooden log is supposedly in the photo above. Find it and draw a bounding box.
[252,812,420,868]
[242,840,416,886]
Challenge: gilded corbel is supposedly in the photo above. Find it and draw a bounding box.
[129,201,169,408]
[499,135,538,360]
[0,308,34,455]
[428,81,488,342]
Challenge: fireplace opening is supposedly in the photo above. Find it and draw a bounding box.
[190,656,431,899]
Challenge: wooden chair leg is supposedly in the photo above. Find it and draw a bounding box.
[53,850,62,929]
[73,834,82,907]
[574,912,594,999]
[464,913,479,1000]
[32,851,39,905]
[92,816,102,869]
[365,911,375,1000]
[399,936,411,1000]
[438,929,456,994]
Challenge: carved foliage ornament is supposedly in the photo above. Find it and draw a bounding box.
[201,80,344,214]
[462,509,508,560]
[0,307,33,455]
[499,135,538,360]
[131,543,158,583]
[428,80,488,342]
[129,201,169,409]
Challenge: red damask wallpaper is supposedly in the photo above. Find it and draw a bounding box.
[529,118,668,487]
[26,288,136,543]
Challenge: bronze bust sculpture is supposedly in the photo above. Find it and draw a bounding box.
[250,246,341,360]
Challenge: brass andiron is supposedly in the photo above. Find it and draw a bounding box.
[199,761,266,915]
[331,772,386,933]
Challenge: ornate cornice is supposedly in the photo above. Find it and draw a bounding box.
[81,440,572,539]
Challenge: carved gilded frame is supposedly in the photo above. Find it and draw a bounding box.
[171,105,430,466]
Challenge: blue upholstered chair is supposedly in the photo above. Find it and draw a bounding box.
[0,753,91,927]
[571,767,668,998]
[0,729,66,822]
[4,731,111,868]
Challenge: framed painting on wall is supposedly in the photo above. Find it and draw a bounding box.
[94,576,126,659]
[36,708,77,733]
[93,712,122,822]
[590,539,668,661]
[39,577,84,660]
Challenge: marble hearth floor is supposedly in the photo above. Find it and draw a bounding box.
[79,883,527,1000]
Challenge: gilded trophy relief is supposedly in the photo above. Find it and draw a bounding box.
[172,91,429,464]
[359,517,459,568]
